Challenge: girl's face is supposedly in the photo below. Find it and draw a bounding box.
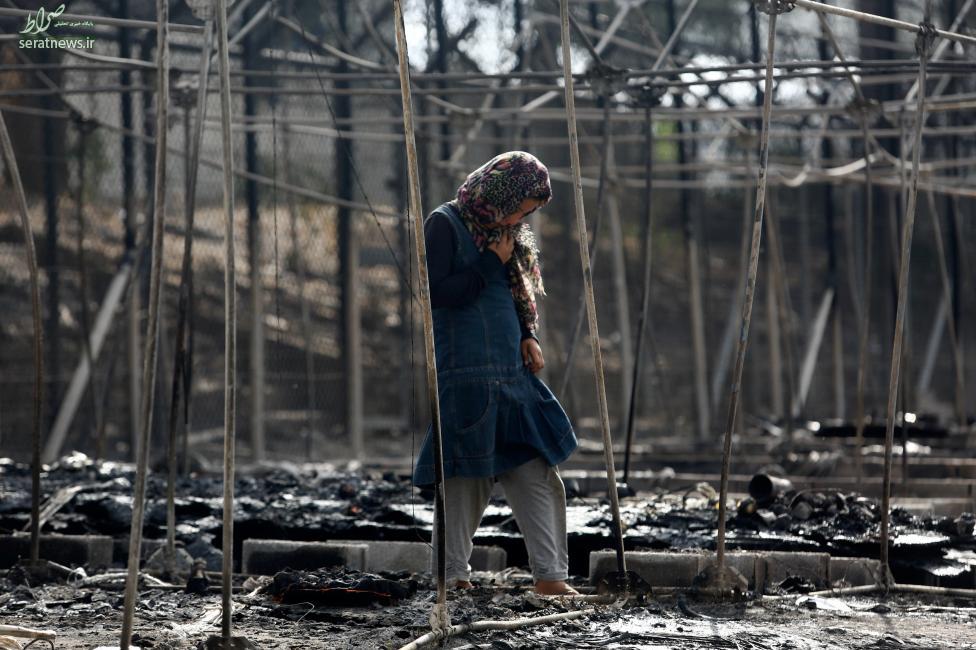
[487,197,546,228]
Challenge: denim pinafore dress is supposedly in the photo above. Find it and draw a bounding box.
[413,204,578,487]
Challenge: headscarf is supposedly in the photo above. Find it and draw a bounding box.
[450,151,551,334]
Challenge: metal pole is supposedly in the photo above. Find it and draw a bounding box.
[712,186,754,412]
[793,0,976,46]
[120,0,168,643]
[767,236,783,417]
[333,0,363,461]
[763,200,797,439]
[667,0,709,442]
[167,21,213,560]
[607,189,633,446]
[392,0,448,619]
[42,54,60,443]
[118,0,141,461]
[854,114,875,486]
[244,6,265,463]
[215,0,238,638]
[282,101,318,459]
[923,190,965,428]
[880,12,933,585]
[71,121,102,454]
[623,105,654,483]
[715,4,779,585]
[0,110,44,565]
[819,115,844,420]
[558,0,627,580]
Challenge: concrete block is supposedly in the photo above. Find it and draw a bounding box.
[470,545,507,572]
[363,541,429,573]
[0,533,113,570]
[762,551,830,589]
[360,541,508,574]
[241,539,367,575]
[697,552,765,590]
[589,551,702,587]
[829,557,883,587]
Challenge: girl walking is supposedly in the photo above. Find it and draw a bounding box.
[413,151,578,596]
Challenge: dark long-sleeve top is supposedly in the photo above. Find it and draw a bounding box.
[425,210,537,342]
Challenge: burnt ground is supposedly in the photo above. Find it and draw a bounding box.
[1,575,975,649]
[1,454,973,585]
[1,455,975,648]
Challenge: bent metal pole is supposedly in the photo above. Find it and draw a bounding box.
[392,0,449,615]
[715,0,782,585]
[0,110,44,566]
[120,0,169,645]
[558,0,627,581]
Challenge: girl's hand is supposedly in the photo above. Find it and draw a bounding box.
[521,338,544,374]
[487,231,515,264]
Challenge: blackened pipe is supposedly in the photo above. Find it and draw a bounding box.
[748,473,794,503]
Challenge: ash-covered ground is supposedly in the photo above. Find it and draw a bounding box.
[2,572,976,649]
[1,454,972,583]
[1,454,975,648]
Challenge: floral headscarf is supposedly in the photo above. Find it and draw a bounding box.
[450,151,551,334]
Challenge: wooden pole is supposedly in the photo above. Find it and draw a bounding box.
[392,0,449,618]
[558,0,627,581]
[120,0,168,644]
[715,5,779,585]
[215,0,238,638]
[167,19,213,560]
[879,11,933,584]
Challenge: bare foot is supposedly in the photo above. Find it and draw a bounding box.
[534,579,579,595]
[454,580,474,590]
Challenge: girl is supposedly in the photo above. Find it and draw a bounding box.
[413,151,578,596]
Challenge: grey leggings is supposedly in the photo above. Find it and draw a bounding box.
[432,456,569,583]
